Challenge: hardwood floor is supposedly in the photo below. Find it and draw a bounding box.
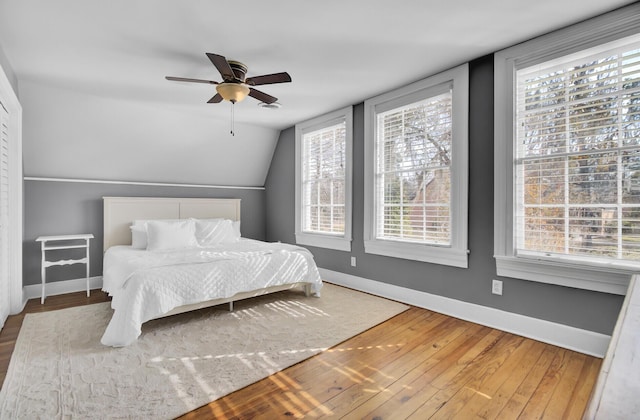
[0,290,601,419]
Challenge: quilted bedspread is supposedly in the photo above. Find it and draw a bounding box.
[101,239,322,346]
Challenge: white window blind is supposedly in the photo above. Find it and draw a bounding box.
[375,90,453,245]
[301,121,346,235]
[515,34,640,265]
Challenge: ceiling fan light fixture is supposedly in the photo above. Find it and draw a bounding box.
[216,82,250,103]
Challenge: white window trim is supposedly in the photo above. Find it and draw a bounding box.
[364,64,469,268]
[494,3,640,295]
[294,106,353,251]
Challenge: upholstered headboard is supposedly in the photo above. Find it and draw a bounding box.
[103,197,241,250]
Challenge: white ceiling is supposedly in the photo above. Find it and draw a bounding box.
[0,0,635,131]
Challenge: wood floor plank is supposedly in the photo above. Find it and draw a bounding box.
[472,339,547,419]
[406,332,521,419]
[495,346,558,419]
[451,337,540,419]
[563,356,602,419]
[0,289,603,420]
[315,320,488,418]
[543,351,588,418]
[181,308,433,419]
[209,309,453,419]
[518,348,571,418]
[349,324,496,420]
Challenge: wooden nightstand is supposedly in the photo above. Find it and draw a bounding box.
[35,234,94,304]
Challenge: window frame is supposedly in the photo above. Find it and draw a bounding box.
[494,3,640,295]
[295,106,353,251]
[364,64,469,268]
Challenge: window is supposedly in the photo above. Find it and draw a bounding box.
[364,64,469,267]
[295,106,352,251]
[494,4,640,294]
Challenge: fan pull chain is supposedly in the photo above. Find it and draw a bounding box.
[230,103,235,136]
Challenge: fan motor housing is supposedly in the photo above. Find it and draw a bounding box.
[227,60,248,82]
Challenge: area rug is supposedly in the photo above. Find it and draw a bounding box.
[0,283,407,419]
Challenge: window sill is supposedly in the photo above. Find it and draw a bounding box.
[495,255,632,295]
[295,232,351,252]
[365,239,468,268]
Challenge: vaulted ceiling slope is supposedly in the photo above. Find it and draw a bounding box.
[0,0,634,186]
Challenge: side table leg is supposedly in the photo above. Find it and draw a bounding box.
[41,263,46,304]
[86,239,91,297]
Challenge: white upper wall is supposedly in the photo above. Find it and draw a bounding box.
[2,1,635,186]
[0,44,17,95]
[20,79,278,186]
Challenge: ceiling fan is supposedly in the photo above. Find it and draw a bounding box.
[165,53,292,105]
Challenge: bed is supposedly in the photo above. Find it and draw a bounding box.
[100,197,323,347]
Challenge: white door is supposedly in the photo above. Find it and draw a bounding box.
[0,99,9,327]
[0,65,23,330]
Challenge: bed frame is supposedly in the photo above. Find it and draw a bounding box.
[103,196,311,317]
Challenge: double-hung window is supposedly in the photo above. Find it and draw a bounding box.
[364,64,469,267]
[494,4,640,294]
[295,106,353,251]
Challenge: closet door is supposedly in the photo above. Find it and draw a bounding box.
[0,99,9,327]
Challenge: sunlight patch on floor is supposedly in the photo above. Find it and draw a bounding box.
[149,346,328,363]
[262,375,334,417]
[328,343,403,353]
[464,386,492,399]
[227,299,330,320]
[343,365,375,383]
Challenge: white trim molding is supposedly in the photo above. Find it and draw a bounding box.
[494,3,640,293]
[295,106,353,252]
[319,268,611,357]
[23,276,104,303]
[496,256,632,296]
[363,63,469,268]
[24,176,265,190]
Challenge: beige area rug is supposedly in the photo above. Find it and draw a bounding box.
[0,283,407,419]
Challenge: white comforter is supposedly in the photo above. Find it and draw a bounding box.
[101,239,322,347]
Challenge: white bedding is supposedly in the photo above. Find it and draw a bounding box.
[101,239,322,346]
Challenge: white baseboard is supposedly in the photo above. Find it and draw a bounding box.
[23,276,104,302]
[319,268,610,357]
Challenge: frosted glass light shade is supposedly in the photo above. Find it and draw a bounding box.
[216,83,250,103]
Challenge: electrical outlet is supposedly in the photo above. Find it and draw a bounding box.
[492,279,503,295]
[351,256,356,267]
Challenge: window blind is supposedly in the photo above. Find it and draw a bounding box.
[515,34,640,263]
[301,121,346,235]
[375,91,452,245]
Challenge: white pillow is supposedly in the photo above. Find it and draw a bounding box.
[146,219,197,251]
[195,218,240,246]
[130,219,184,249]
[132,219,181,228]
[130,225,148,249]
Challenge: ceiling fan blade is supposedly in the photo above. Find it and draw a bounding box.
[249,88,278,104]
[246,72,292,86]
[207,93,224,103]
[206,53,235,81]
[166,76,218,84]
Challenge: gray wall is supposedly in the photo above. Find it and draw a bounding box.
[23,180,266,286]
[265,55,624,336]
